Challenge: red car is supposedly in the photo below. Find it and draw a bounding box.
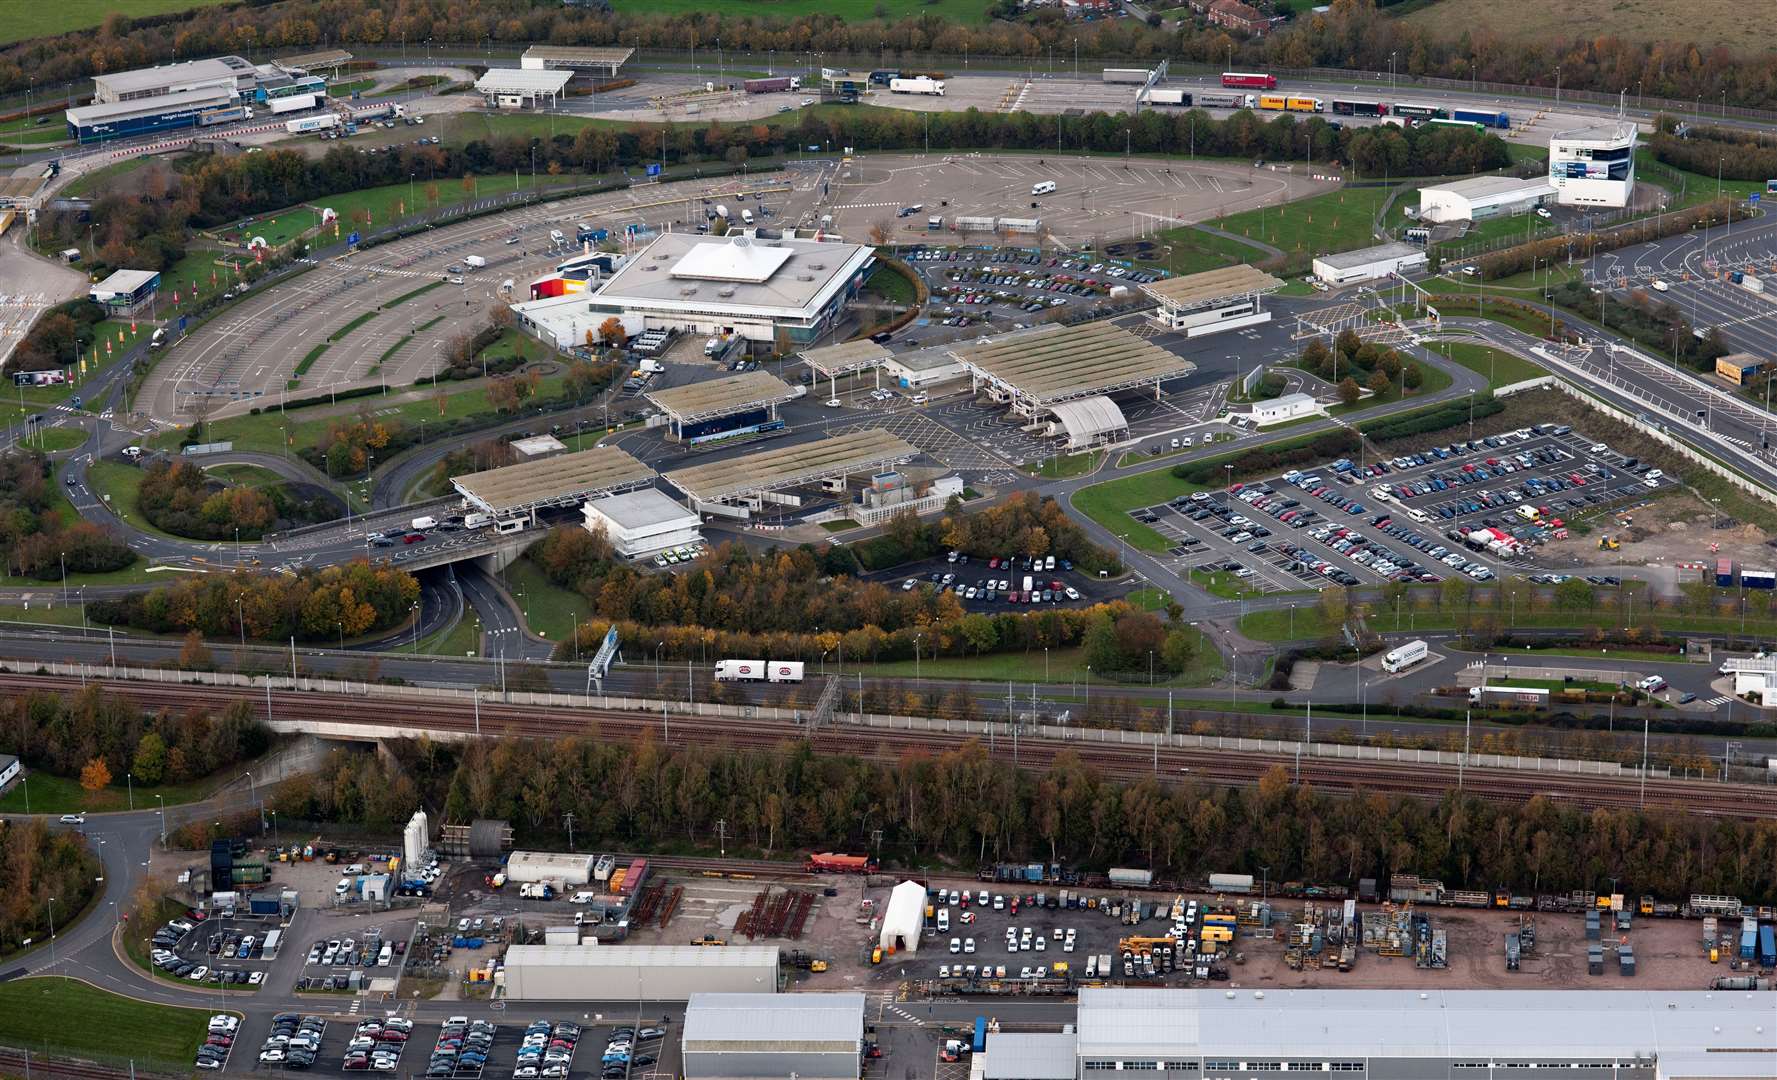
[403,532,424,544]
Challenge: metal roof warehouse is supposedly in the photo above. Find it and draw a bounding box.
[683,992,865,1080]
[451,446,655,517]
[644,371,801,437]
[1140,264,1285,336]
[520,45,636,77]
[663,429,918,506]
[951,321,1196,417]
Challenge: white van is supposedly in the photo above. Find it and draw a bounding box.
[1031,181,1057,196]
[149,328,167,349]
[741,208,755,225]
[1406,508,1430,524]
[378,943,393,967]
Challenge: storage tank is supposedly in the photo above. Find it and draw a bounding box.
[1108,868,1153,888]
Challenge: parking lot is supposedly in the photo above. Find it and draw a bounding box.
[871,550,1120,612]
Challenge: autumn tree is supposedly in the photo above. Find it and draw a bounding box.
[1337,376,1361,406]
[597,317,626,346]
[179,629,214,670]
[1367,369,1392,396]
[79,756,111,792]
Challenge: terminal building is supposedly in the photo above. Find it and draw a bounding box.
[91,56,256,104]
[67,54,325,143]
[978,988,1776,1080]
[663,429,919,520]
[581,489,703,560]
[451,445,656,530]
[1550,123,1637,208]
[585,232,876,346]
[1312,242,1428,287]
[1417,175,1557,224]
[89,269,161,315]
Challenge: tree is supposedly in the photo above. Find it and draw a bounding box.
[1335,328,1363,360]
[1318,587,1348,628]
[1554,577,1593,611]
[132,731,168,785]
[1160,627,1197,674]
[1367,370,1392,396]
[79,756,111,792]
[597,317,626,347]
[1403,362,1424,390]
[868,219,893,245]
[179,628,213,670]
[1337,376,1361,406]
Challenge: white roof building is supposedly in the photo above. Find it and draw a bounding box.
[1418,175,1557,223]
[879,880,927,955]
[581,488,702,560]
[586,232,876,345]
[1550,122,1637,209]
[1251,392,1321,426]
[1312,242,1428,287]
[1046,396,1129,449]
[92,56,253,104]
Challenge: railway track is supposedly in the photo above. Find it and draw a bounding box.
[14,675,1774,819]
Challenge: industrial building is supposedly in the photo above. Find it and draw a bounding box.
[510,434,567,462]
[1715,353,1768,386]
[585,232,876,345]
[504,851,597,887]
[951,321,1195,422]
[581,488,703,559]
[1718,653,1777,704]
[1045,988,1774,1080]
[878,880,927,955]
[1141,265,1285,336]
[1312,242,1428,287]
[474,69,573,109]
[681,993,865,1080]
[66,54,326,143]
[1251,392,1321,426]
[1550,123,1637,209]
[92,56,255,105]
[1417,175,1557,223]
[66,88,239,143]
[89,269,161,315]
[501,945,780,1000]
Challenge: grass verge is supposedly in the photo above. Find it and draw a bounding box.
[0,977,218,1070]
[328,310,379,342]
[503,557,586,643]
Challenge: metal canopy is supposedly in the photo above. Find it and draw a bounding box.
[645,371,799,426]
[1140,264,1284,311]
[451,446,655,515]
[952,322,1195,412]
[663,429,918,504]
[521,45,636,72]
[800,339,890,379]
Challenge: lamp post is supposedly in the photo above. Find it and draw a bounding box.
[155,794,165,845]
[46,896,57,971]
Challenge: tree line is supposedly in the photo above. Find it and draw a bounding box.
[0,451,134,580]
[1650,119,1777,181]
[255,727,1777,901]
[7,300,107,377]
[0,685,269,791]
[11,0,1777,116]
[90,560,420,643]
[137,458,277,541]
[0,818,103,961]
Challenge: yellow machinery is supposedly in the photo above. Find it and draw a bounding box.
[1599,535,1619,550]
[1117,935,1177,954]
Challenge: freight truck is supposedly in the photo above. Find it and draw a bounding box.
[743,76,801,94]
[1381,639,1429,673]
[889,77,945,96]
[270,93,319,115]
[285,114,339,135]
[1221,72,1277,89]
[1146,89,1191,106]
[1451,108,1511,129]
[1195,91,1254,109]
[198,105,250,126]
[713,659,806,683]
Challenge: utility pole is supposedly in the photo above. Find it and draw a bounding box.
[715,819,728,858]
[563,812,576,852]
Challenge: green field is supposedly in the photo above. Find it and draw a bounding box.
[1071,469,1210,553]
[0,0,231,44]
[1241,594,1777,643]
[1027,450,1104,479]
[328,79,377,99]
[203,462,285,487]
[223,207,322,249]
[504,557,587,644]
[33,426,89,452]
[1638,150,1767,211]
[0,320,146,428]
[1189,567,1266,600]
[0,765,220,814]
[418,609,484,658]
[0,978,219,1067]
[1431,341,1548,389]
[1144,184,1400,277]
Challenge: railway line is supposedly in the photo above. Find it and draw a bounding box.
[14,675,1771,820]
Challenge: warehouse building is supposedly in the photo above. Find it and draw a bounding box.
[89,269,161,315]
[581,488,703,560]
[1311,242,1427,287]
[1714,353,1768,386]
[475,69,573,109]
[585,232,876,345]
[1069,988,1774,1080]
[66,88,238,143]
[1417,175,1557,223]
[92,56,255,105]
[502,945,780,1000]
[1550,123,1637,209]
[682,992,865,1080]
[504,851,596,887]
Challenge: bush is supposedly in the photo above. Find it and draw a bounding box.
[1173,429,1361,486]
[1360,396,1504,442]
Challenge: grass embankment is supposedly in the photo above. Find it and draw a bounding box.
[1027,451,1103,479]
[0,1,232,43]
[610,0,990,19]
[0,767,221,815]
[504,558,586,644]
[418,610,483,657]
[1071,469,1211,554]
[1428,341,1548,389]
[0,977,219,1070]
[1240,589,1777,643]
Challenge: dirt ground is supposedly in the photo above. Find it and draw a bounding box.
[1546,487,1775,567]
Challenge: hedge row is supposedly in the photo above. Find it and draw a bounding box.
[1172,428,1361,486]
[1359,396,1504,443]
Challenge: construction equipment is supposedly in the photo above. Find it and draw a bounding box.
[1117,935,1178,954]
[1599,535,1620,550]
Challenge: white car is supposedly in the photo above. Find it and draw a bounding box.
[825,398,843,408]
[911,393,929,404]
[1535,207,1552,219]
[949,937,961,953]
[1651,279,1669,292]
[964,938,976,953]
[188,965,209,981]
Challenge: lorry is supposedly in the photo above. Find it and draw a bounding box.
[269,93,319,115]
[198,105,249,127]
[713,660,806,683]
[805,853,881,874]
[889,77,945,96]
[1195,91,1254,109]
[576,224,609,244]
[743,76,801,94]
[1221,71,1277,89]
[1146,89,1190,106]
[284,114,339,135]
[1380,639,1428,673]
[411,516,439,531]
[463,255,487,270]
[1451,108,1511,129]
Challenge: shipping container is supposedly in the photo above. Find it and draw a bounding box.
[1108,868,1153,888]
[1761,925,1776,967]
[1743,568,1776,589]
[544,926,579,945]
[1102,68,1151,84]
[1738,926,1756,959]
[618,859,647,895]
[1221,72,1277,89]
[972,1017,988,1053]
[248,897,281,916]
[1717,558,1736,587]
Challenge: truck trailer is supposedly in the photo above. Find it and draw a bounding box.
[1102,68,1151,84]
[713,659,806,683]
[1451,108,1511,129]
[1221,72,1277,89]
[269,93,319,115]
[285,114,339,135]
[743,76,801,94]
[1195,91,1254,109]
[1146,89,1191,106]
[889,77,945,96]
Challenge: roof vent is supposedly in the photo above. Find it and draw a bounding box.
[731,233,751,248]
[680,286,698,296]
[796,274,815,282]
[717,286,736,298]
[1253,991,1264,1000]
[1224,991,1235,1000]
[808,262,826,270]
